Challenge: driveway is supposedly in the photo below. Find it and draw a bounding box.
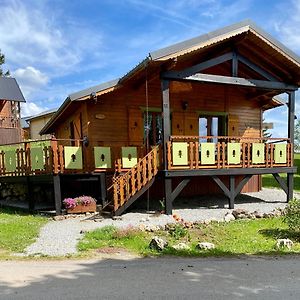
[0,256,299,299]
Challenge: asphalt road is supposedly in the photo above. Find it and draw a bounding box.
[0,256,299,299]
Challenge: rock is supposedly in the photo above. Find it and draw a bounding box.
[145,225,160,232]
[224,213,235,222]
[232,208,248,218]
[94,218,103,222]
[139,218,146,222]
[149,236,168,251]
[172,242,190,251]
[276,238,294,250]
[53,215,65,221]
[112,216,123,221]
[253,211,264,219]
[196,242,215,250]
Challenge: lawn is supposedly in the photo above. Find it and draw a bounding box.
[262,153,300,191]
[0,208,47,257]
[78,218,300,257]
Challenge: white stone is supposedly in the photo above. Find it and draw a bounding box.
[224,213,235,222]
[276,239,294,250]
[197,242,215,250]
[172,242,190,251]
[149,236,168,251]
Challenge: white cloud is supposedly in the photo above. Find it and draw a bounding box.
[21,102,46,118]
[13,66,49,99]
[0,0,104,77]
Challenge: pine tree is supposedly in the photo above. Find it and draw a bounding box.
[0,50,10,77]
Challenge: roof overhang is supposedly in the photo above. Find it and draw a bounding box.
[0,77,26,102]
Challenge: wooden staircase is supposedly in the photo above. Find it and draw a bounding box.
[104,146,159,216]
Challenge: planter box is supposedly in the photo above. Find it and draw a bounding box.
[66,202,96,214]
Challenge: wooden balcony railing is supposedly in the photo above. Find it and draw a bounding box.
[111,146,159,212]
[167,136,293,170]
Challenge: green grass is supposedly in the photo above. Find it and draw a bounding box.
[262,153,300,191]
[78,218,300,257]
[0,208,47,257]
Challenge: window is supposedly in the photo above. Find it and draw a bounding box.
[199,114,227,142]
[144,111,162,147]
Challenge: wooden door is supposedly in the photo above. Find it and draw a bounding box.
[128,108,143,144]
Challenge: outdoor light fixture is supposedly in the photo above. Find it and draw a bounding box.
[90,92,97,102]
[182,101,188,110]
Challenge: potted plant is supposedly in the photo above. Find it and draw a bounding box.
[63,196,97,214]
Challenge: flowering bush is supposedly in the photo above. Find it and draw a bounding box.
[63,196,96,209]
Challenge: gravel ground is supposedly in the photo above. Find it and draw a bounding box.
[25,188,299,257]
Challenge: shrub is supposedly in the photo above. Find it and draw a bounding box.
[168,224,188,240]
[63,196,96,209]
[283,198,300,232]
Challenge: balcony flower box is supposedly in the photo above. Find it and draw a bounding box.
[63,196,97,214]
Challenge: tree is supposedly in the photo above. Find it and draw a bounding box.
[0,50,10,77]
[295,120,300,152]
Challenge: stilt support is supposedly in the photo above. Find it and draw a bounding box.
[164,178,190,215]
[53,175,62,215]
[273,173,294,202]
[212,175,252,209]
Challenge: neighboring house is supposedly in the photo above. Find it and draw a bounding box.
[1,20,299,215]
[0,77,26,144]
[24,108,57,140]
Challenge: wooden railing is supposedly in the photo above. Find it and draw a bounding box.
[167,136,293,170]
[112,146,159,212]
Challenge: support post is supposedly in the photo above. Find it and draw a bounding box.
[288,91,295,200]
[164,177,172,215]
[232,51,238,77]
[27,177,35,212]
[229,175,235,209]
[99,173,107,205]
[161,79,171,171]
[53,175,62,215]
[287,173,294,202]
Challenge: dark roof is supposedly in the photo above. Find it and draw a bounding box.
[41,19,300,134]
[149,19,300,63]
[25,108,57,121]
[69,78,120,101]
[0,77,26,102]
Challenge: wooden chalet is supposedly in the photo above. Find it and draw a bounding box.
[0,77,25,144]
[1,20,299,215]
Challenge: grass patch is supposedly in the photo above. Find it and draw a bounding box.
[0,208,47,257]
[262,153,300,191]
[78,218,300,257]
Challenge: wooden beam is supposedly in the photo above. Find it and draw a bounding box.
[53,175,62,215]
[237,54,277,81]
[168,52,233,78]
[232,51,238,77]
[164,177,172,215]
[229,175,235,209]
[161,80,170,171]
[287,173,294,202]
[288,91,295,145]
[165,167,297,177]
[162,72,298,91]
[272,173,288,195]
[170,179,190,202]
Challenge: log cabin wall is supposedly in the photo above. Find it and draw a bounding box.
[53,67,263,193]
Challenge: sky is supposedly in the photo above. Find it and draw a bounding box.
[1,0,300,137]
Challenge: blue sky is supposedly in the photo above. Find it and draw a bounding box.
[1,0,300,137]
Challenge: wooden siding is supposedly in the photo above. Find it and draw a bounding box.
[53,67,265,192]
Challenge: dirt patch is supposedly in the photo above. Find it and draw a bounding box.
[96,247,130,254]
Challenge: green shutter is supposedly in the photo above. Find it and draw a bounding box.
[172,142,188,166]
[94,147,112,168]
[4,151,17,172]
[274,144,287,164]
[30,147,45,170]
[64,146,83,169]
[122,147,138,168]
[252,143,265,164]
[200,143,215,165]
[227,143,241,164]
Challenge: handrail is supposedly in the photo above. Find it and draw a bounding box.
[112,146,159,212]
